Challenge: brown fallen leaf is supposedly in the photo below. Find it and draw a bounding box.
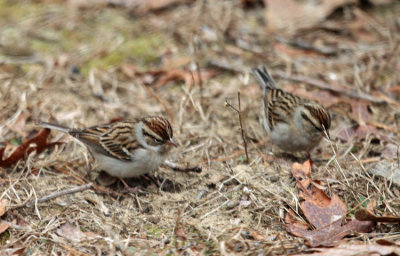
[336,125,376,142]
[0,128,63,168]
[264,0,357,34]
[240,229,267,241]
[295,244,400,256]
[355,209,400,223]
[291,161,330,207]
[381,143,399,160]
[0,223,9,235]
[376,239,400,246]
[286,161,375,247]
[0,199,9,217]
[56,222,97,242]
[350,100,370,126]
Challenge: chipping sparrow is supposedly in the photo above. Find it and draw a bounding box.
[252,66,331,153]
[37,116,176,191]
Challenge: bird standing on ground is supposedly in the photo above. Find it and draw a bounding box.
[37,116,176,192]
[252,66,331,155]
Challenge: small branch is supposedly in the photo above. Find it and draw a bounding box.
[225,92,249,164]
[195,61,203,107]
[141,83,174,123]
[275,71,385,104]
[276,36,338,56]
[26,183,93,207]
[164,160,202,173]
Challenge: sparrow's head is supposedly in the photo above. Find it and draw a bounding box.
[299,103,331,139]
[141,116,176,151]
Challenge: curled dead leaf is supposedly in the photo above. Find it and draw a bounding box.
[56,222,97,242]
[355,208,400,223]
[286,161,375,247]
[0,128,63,168]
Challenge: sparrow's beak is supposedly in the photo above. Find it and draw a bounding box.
[324,129,331,140]
[167,138,177,147]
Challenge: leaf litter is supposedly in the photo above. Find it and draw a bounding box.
[0,0,399,255]
[286,161,375,247]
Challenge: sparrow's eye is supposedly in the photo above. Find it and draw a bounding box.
[154,138,163,143]
[301,113,322,132]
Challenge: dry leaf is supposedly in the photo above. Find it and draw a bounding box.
[56,222,88,242]
[0,199,9,217]
[350,100,370,125]
[381,143,399,160]
[295,244,400,256]
[336,125,376,142]
[286,161,375,247]
[264,0,357,34]
[291,161,330,207]
[0,223,9,235]
[0,128,62,168]
[355,209,400,223]
[241,229,267,241]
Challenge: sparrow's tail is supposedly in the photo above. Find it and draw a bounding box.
[251,66,277,92]
[36,121,71,133]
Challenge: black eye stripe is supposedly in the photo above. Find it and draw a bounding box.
[301,113,322,131]
[143,131,163,142]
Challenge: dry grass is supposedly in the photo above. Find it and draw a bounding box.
[0,0,399,255]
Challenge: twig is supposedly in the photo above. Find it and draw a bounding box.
[276,36,338,56]
[208,59,244,73]
[26,183,93,207]
[225,92,249,164]
[164,160,202,173]
[141,83,174,123]
[195,61,203,107]
[275,71,385,104]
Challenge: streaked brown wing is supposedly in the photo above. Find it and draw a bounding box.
[264,89,302,129]
[99,122,139,161]
[70,122,139,161]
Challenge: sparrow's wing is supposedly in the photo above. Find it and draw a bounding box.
[264,89,302,129]
[70,122,139,161]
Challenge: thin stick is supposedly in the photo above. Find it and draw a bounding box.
[275,71,385,104]
[195,61,203,107]
[141,83,174,123]
[26,183,93,207]
[164,160,202,173]
[225,92,249,164]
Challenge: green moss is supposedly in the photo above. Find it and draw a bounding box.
[81,34,165,75]
[145,225,166,238]
[0,0,41,21]
[0,230,10,245]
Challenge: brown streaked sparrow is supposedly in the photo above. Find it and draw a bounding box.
[37,116,176,192]
[252,66,331,154]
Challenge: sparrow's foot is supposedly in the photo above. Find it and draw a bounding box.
[97,171,117,187]
[143,174,160,187]
[119,178,144,194]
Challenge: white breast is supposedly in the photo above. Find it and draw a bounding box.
[92,148,167,178]
[268,122,322,152]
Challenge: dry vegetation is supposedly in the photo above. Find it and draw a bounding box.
[0,0,399,255]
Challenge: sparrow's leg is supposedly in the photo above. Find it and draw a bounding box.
[119,178,142,194]
[143,174,160,187]
[306,152,314,166]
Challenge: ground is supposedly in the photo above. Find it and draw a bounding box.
[0,0,399,255]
